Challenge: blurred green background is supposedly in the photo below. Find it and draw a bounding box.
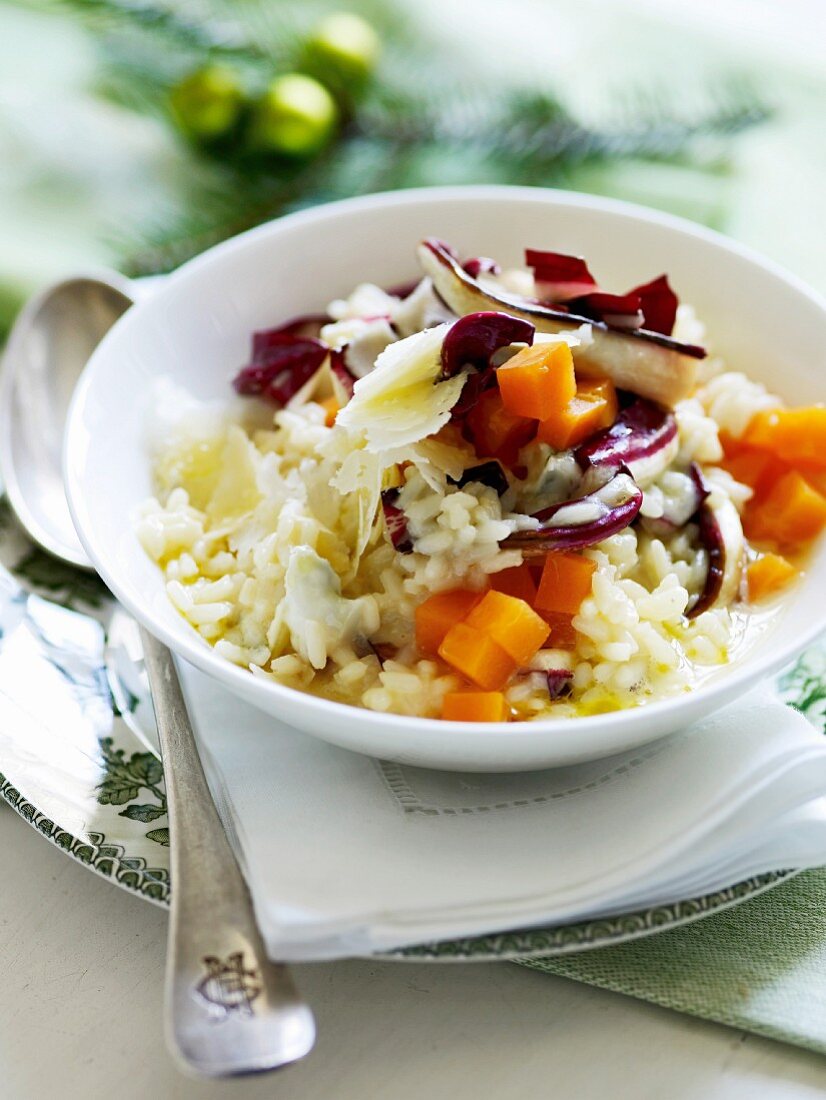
[1,0,824,336]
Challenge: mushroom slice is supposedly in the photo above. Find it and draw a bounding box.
[417,239,704,408]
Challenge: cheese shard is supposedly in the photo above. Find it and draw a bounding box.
[336,324,465,452]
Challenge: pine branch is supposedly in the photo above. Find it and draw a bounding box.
[16,0,772,279]
[36,0,274,59]
[357,84,770,169]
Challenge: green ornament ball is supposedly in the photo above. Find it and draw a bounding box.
[169,65,245,143]
[303,12,380,96]
[249,73,338,158]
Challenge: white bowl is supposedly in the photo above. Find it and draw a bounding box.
[64,186,826,771]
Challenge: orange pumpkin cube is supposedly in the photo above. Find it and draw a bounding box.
[490,562,538,605]
[719,446,788,501]
[535,553,597,616]
[441,691,510,722]
[465,387,536,466]
[745,470,826,547]
[496,341,576,421]
[801,465,826,497]
[744,406,826,469]
[540,611,579,650]
[746,553,797,601]
[415,588,486,656]
[465,591,550,666]
[536,377,618,450]
[438,622,517,690]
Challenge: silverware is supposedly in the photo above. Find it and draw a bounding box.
[0,273,315,1075]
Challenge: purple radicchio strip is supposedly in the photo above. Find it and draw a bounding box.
[251,314,328,353]
[329,346,357,401]
[463,256,501,279]
[630,275,678,337]
[525,249,598,302]
[574,397,679,483]
[639,460,711,537]
[504,468,643,555]
[440,310,535,380]
[688,503,725,619]
[563,291,644,330]
[452,460,510,498]
[442,310,535,419]
[381,488,413,553]
[687,475,744,620]
[546,668,574,699]
[233,334,328,406]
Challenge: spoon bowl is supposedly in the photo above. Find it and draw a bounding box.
[0,273,135,568]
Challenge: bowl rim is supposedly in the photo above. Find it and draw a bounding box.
[64,183,826,746]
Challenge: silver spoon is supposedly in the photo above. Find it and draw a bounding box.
[0,273,315,1076]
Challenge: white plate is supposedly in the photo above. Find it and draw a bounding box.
[64,186,826,771]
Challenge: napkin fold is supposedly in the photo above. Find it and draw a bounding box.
[181,663,826,962]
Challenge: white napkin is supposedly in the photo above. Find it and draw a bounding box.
[179,663,826,961]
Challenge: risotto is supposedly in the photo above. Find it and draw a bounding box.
[137,238,826,722]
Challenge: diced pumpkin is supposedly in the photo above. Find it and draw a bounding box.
[747,553,797,601]
[490,562,538,605]
[465,591,550,666]
[438,622,517,690]
[536,377,618,450]
[539,612,579,650]
[465,387,536,466]
[535,552,597,615]
[744,406,826,469]
[318,395,340,427]
[496,341,576,421]
[800,464,826,497]
[415,588,486,655]
[442,691,510,722]
[719,446,788,501]
[745,470,826,546]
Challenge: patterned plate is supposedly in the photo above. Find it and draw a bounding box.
[1,494,822,961]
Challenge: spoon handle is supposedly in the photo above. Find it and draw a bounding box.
[139,628,316,1077]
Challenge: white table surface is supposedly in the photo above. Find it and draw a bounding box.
[2,804,825,1099]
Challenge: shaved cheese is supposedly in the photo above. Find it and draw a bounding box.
[336,325,465,452]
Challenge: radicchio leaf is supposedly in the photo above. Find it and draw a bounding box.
[453,461,510,497]
[564,291,644,330]
[504,468,643,554]
[381,489,413,553]
[525,249,598,302]
[440,311,535,380]
[639,461,710,537]
[252,314,328,351]
[233,334,328,406]
[574,398,678,484]
[631,274,678,337]
[687,489,744,619]
[688,460,712,507]
[546,669,574,699]
[385,278,421,300]
[688,504,725,618]
[329,346,357,401]
[463,256,501,278]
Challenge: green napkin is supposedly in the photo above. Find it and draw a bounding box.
[519,645,826,1054]
[519,869,826,1054]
